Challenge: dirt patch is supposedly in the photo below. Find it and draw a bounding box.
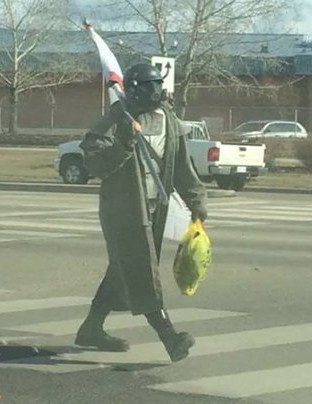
[249,172,312,189]
[0,148,59,182]
[0,132,82,146]
[1,144,311,190]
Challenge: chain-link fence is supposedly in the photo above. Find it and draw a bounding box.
[1,104,312,138]
[0,104,99,135]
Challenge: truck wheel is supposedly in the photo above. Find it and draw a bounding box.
[231,177,246,191]
[61,157,88,184]
[215,176,232,190]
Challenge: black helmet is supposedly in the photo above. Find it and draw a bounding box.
[124,63,163,89]
[124,63,166,113]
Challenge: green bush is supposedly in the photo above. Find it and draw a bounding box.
[295,139,312,172]
[261,138,298,161]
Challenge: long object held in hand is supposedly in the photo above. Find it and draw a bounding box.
[83,20,168,205]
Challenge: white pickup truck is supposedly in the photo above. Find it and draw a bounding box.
[55,120,266,191]
[185,121,266,190]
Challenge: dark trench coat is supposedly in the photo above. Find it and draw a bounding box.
[80,102,208,315]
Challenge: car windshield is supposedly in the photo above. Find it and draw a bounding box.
[234,122,266,133]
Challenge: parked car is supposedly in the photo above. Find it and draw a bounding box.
[55,120,266,190]
[232,120,308,140]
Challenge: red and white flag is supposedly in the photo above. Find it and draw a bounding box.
[83,20,124,90]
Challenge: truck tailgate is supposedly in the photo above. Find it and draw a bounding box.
[216,143,265,167]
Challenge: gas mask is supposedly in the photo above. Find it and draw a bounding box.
[126,79,166,113]
[124,63,167,114]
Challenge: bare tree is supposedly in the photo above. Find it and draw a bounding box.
[0,0,91,135]
[116,0,291,118]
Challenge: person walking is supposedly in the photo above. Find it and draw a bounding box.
[75,63,208,362]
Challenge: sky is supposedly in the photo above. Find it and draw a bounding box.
[268,0,312,36]
[70,0,312,35]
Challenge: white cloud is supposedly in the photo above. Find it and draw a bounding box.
[70,0,312,34]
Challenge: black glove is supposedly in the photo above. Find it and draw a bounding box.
[110,102,140,149]
[191,205,208,222]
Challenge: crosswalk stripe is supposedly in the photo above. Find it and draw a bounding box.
[210,212,312,221]
[0,297,91,314]
[0,220,101,232]
[6,321,312,375]
[37,322,312,366]
[0,238,16,243]
[0,336,41,343]
[48,218,99,223]
[148,363,312,398]
[3,209,311,234]
[3,308,247,336]
[0,230,82,241]
[0,358,107,374]
[207,220,263,228]
[259,206,312,212]
[207,200,267,207]
[220,207,312,215]
[188,322,312,356]
[5,315,312,358]
[0,208,97,218]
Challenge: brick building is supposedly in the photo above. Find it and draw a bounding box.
[1,30,312,133]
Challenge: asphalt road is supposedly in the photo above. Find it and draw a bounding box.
[1,190,312,404]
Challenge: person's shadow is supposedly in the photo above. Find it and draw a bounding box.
[0,344,168,372]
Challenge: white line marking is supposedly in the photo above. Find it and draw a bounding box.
[0,359,106,374]
[0,297,91,314]
[0,336,41,343]
[4,308,246,336]
[49,322,312,366]
[259,206,312,212]
[0,238,16,243]
[209,212,312,221]
[0,208,97,218]
[149,363,312,398]
[0,230,82,239]
[207,220,263,228]
[207,201,268,207]
[220,207,312,216]
[0,220,101,232]
[190,323,312,356]
[8,321,312,375]
[3,320,312,378]
[47,218,99,223]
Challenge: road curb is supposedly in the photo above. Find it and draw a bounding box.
[0,182,100,194]
[0,182,237,197]
[1,182,312,195]
[243,186,312,195]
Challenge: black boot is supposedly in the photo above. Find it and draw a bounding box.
[160,330,195,362]
[145,309,195,362]
[75,308,129,352]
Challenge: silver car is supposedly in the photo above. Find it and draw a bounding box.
[233,120,308,139]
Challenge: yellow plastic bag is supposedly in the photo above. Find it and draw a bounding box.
[173,219,212,296]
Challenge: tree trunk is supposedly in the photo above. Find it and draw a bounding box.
[176,76,191,120]
[176,88,188,120]
[8,88,18,135]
